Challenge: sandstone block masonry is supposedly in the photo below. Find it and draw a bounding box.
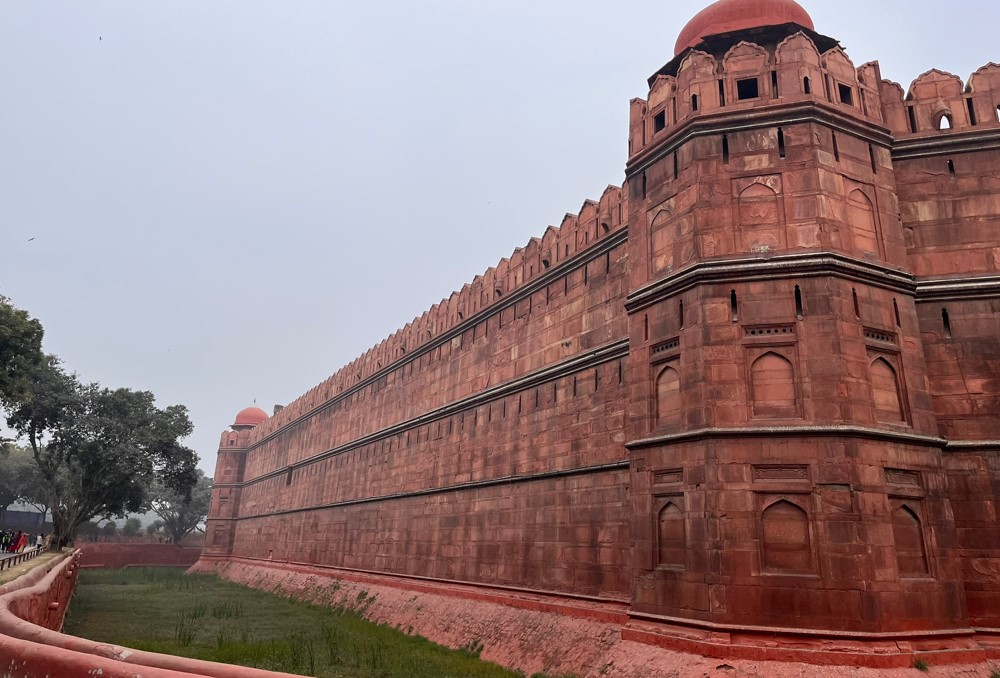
[195,0,1000,663]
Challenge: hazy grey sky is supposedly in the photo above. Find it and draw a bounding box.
[1,1,997,475]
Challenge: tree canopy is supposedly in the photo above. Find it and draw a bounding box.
[0,296,44,407]
[149,469,212,543]
[1,297,199,548]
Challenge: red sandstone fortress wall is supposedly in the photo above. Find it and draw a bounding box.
[198,0,1000,665]
[204,186,634,600]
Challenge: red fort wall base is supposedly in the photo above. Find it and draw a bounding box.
[196,0,1000,669]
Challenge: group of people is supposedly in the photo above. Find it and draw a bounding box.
[0,531,47,554]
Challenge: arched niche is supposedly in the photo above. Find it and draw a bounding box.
[649,207,676,273]
[657,502,686,568]
[847,189,880,256]
[870,356,905,423]
[892,504,929,578]
[750,352,797,418]
[761,499,813,574]
[737,180,785,251]
[655,364,681,427]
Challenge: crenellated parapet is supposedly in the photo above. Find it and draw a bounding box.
[243,185,628,444]
[629,32,883,161]
[880,63,1000,138]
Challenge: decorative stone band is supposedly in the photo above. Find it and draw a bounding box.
[243,338,630,486]
[233,460,629,522]
[626,100,895,175]
[892,127,1000,160]
[247,229,629,452]
[625,252,917,312]
[914,274,1000,302]
[626,424,947,451]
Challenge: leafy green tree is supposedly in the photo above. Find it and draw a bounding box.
[4,357,198,548]
[146,519,164,537]
[0,296,44,407]
[149,469,212,543]
[0,444,49,516]
[122,517,143,537]
[101,520,117,537]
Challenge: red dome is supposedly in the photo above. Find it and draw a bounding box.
[674,0,814,56]
[233,405,268,429]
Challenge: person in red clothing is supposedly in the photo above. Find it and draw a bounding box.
[14,532,28,553]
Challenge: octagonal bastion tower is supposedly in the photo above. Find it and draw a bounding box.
[198,0,1000,665]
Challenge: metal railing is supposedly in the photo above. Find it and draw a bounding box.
[0,546,43,572]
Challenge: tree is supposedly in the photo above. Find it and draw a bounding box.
[101,521,117,537]
[122,517,143,537]
[148,469,212,543]
[0,444,50,516]
[4,357,198,548]
[146,519,164,537]
[0,296,44,407]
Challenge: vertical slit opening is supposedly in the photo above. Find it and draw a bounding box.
[641,172,647,199]
[832,131,840,161]
[730,290,739,322]
[794,286,804,319]
[777,128,786,158]
[679,300,684,329]
[771,70,779,97]
[673,152,679,180]
[722,134,730,164]
[942,308,952,338]
[691,94,699,112]
[893,299,901,327]
[947,159,956,176]
[718,79,726,106]
[869,144,877,173]
[852,288,860,319]
[908,106,918,133]
[643,314,649,342]
[967,97,977,126]
[803,76,811,94]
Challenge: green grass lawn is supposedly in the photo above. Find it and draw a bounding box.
[63,567,529,678]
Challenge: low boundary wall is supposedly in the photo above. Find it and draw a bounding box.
[76,543,202,569]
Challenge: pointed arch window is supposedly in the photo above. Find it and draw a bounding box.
[750,352,797,418]
[870,357,904,423]
[761,500,812,574]
[655,365,681,426]
[892,504,929,577]
[657,502,686,568]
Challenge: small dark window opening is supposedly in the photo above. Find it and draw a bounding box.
[942,308,952,338]
[691,94,699,112]
[643,314,649,341]
[966,98,977,126]
[893,298,901,327]
[641,172,647,199]
[771,70,779,97]
[832,131,840,161]
[542,258,550,269]
[673,152,679,180]
[794,286,804,319]
[803,76,811,94]
[947,159,956,176]
[777,128,786,158]
[495,288,502,300]
[718,79,726,106]
[730,290,739,322]
[584,265,588,285]
[672,97,678,122]
[286,469,293,486]
[722,135,730,164]
[869,144,878,173]
[907,106,918,133]
[653,110,666,132]
[679,300,685,329]
[838,83,853,106]
[852,288,860,319]
[601,222,611,233]
[737,78,760,101]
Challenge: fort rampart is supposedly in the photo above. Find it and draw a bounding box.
[197,0,1000,668]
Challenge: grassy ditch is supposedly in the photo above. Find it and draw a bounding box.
[64,567,528,678]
